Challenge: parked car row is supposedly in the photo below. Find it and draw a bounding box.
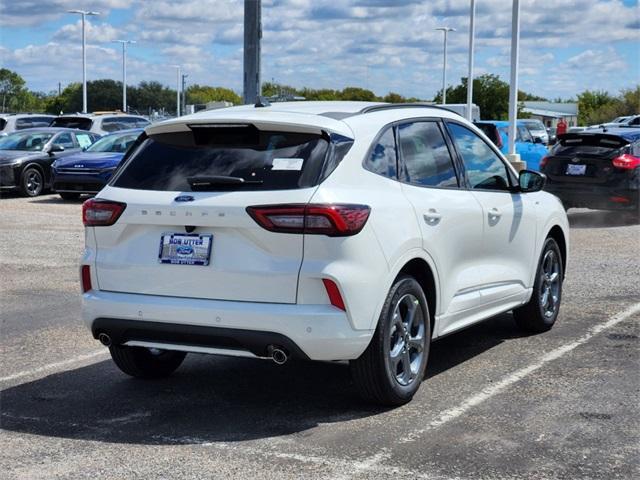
[0,112,150,136]
[0,127,142,197]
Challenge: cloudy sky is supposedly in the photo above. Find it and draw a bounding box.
[1,0,638,100]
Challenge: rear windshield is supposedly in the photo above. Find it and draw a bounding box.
[111,126,352,191]
[552,135,628,156]
[50,117,93,130]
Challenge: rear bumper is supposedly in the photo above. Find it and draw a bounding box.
[51,170,111,193]
[82,290,373,361]
[545,183,639,211]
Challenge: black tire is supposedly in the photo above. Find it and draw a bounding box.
[109,345,186,379]
[350,275,431,406]
[513,237,564,333]
[20,167,44,197]
[59,192,81,200]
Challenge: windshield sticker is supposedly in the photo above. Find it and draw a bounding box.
[272,158,304,171]
[77,135,92,148]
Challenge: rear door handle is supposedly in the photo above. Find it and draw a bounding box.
[488,207,502,219]
[423,209,442,225]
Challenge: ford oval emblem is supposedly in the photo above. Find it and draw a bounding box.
[176,245,194,255]
[175,195,195,202]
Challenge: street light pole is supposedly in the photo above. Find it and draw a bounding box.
[113,40,135,112]
[435,27,455,104]
[68,10,99,113]
[174,66,181,116]
[243,0,262,104]
[507,0,521,158]
[182,74,188,115]
[466,0,476,121]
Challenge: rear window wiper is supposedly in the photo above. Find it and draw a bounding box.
[187,175,263,191]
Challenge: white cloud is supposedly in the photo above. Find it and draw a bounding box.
[1,0,638,99]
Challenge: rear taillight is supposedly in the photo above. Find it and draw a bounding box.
[246,204,370,236]
[81,265,92,293]
[322,279,346,311]
[612,154,640,170]
[82,198,126,226]
[496,133,503,149]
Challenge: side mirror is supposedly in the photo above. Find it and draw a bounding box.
[519,170,546,192]
[533,136,544,144]
[46,144,65,154]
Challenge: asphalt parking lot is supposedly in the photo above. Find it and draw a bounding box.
[1,194,638,480]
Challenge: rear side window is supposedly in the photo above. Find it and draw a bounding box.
[112,126,348,191]
[50,117,93,130]
[102,118,127,132]
[398,121,458,188]
[364,127,397,178]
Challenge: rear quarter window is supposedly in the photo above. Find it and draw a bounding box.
[112,126,351,191]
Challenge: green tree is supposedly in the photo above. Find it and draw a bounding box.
[128,81,177,114]
[576,90,618,125]
[339,87,379,101]
[45,83,81,114]
[187,84,241,105]
[0,68,27,112]
[433,74,545,120]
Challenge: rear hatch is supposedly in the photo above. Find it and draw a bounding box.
[542,133,630,184]
[50,116,93,130]
[91,122,350,304]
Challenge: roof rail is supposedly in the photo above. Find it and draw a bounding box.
[359,103,464,117]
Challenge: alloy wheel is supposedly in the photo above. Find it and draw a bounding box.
[540,249,561,318]
[387,293,426,386]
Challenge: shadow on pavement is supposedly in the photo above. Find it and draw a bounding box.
[0,314,525,445]
[28,195,86,205]
[568,209,639,229]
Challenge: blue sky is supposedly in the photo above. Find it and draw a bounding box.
[1,0,638,100]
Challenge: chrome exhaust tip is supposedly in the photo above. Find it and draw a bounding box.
[98,333,112,347]
[267,345,288,365]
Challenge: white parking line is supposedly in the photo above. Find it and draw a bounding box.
[0,349,108,384]
[341,302,640,479]
[401,301,640,441]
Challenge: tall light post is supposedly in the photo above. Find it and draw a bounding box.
[507,0,521,161]
[173,65,181,116]
[435,27,455,104]
[466,0,476,121]
[68,9,99,113]
[113,40,135,113]
[243,0,262,104]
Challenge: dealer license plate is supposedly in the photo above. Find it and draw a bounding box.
[566,164,587,175]
[158,233,213,266]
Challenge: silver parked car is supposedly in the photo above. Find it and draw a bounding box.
[49,113,150,135]
[0,113,56,136]
[520,119,549,145]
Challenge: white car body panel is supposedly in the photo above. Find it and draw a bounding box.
[82,101,569,361]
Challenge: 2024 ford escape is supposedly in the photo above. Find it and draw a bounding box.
[81,101,569,405]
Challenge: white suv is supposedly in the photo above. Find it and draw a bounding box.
[81,101,569,405]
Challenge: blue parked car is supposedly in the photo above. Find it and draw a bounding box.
[51,129,143,200]
[474,120,549,170]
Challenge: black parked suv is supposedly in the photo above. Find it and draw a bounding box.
[541,128,640,214]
